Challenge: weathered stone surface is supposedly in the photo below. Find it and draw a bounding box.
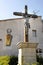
[17,42,38,65]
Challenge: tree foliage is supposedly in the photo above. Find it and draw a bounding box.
[0,56,18,65]
[9,56,18,65]
[36,55,43,65]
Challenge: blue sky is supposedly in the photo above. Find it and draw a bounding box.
[0,0,43,20]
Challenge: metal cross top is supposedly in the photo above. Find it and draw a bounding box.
[13,5,38,18]
[13,5,38,42]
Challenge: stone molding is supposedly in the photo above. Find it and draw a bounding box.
[17,42,38,48]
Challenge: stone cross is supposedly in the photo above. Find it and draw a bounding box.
[13,5,38,42]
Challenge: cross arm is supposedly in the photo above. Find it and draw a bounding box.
[13,12,38,18]
[27,14,38,18]
[13,12,25,16]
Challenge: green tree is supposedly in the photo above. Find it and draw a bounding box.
[36,55,43,65]
[9,56,18,65]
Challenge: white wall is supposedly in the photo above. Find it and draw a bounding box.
[0,18,24,56]
[29,16,43,49]
[0,17,43,55]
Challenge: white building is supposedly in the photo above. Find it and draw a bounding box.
[0,16,43,56]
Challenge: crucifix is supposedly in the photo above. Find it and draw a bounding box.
[13,5,38,42]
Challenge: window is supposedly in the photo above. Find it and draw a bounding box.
[0,39,2,41]
[42,21,43,32]
[32,30,37,37]
[5,28,12,46]
[6,34,12,46]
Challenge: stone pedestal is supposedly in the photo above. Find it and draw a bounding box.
[17,42,38,65]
